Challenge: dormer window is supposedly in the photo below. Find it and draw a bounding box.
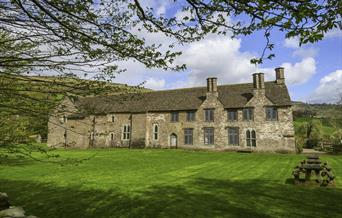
[265,107,278,121]
[243,108,253,121]
[204,109,214,122]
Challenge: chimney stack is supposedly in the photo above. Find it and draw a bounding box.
[275,67,285,84]
[253,73,259,89]
[206,77,218,92]
[253,73,265,89]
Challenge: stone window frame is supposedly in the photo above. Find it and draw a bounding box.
[122,124,131,140]
[110,132,114,141]
[152,123,159,141]
[246,129,256,147]
[170,111,179,122]
[242,108,254,121]
[265,106,278,121]
[228,127,239,146]
[186,111,196,122]
[204,108,215,122]
[62,115,67,123]
[184,128,193,145]
[227,109,238,122]
[204,127,214,145]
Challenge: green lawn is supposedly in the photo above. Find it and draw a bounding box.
[0,149,341,218]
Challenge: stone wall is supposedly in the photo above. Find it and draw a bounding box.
[48,90,295,152]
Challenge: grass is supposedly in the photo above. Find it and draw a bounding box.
[0,149,342,218]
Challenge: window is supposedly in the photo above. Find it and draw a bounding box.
[246,130,256,147]
[63,115,67,123]
[187,111,196,121]
[204,128,214,145]
[227,110,238,121]
[265,107,278,121]
[184,128,193,145]
[122,124,130,140]
[153,124,159,140]
[171,112,179,122]
[111,115,115,123]
[243,108,254,121]
[228,127,239,145]
[204,109,214,122]
[110,133,114,141]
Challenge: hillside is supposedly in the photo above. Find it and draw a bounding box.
[0,75,149,141]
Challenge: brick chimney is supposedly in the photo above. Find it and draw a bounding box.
[253,73,264,89]
[275,67,285,84]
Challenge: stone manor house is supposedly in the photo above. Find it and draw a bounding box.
[47,67,295,152]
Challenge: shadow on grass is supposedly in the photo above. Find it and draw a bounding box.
[1,178,341,218]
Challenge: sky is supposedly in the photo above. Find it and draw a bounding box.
[112,1,342,103]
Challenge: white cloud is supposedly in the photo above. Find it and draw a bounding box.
[325,28,342,39]
[144,78,166,89]
[176,36,258,86]
[292,47,319,58]
[279,57,316,85]
[284,37,300,48]
[309,70,342,103]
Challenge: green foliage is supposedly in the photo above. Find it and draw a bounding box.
[0,149,341,217]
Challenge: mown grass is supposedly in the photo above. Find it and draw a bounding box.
[0,149,341,218]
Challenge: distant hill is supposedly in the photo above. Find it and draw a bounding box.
[292,101,342,120]
[0,75,149,140]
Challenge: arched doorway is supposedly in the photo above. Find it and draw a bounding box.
[170,133,177,149]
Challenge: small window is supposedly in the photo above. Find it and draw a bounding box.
[171,112,179,122]
[246,130,256,147]
[187,111,196,122]
[110,133,114,141]
[63,115,67,123]
[265,107,278,121]
[184,128,193,145]
[204,127,214,145]
[111,115,115,123]
[122,124,130,140]
[204,109,214,122]
[153,124,159,140]
[243,108,254,121]
[228,127,239,145]
[227,110,238,121]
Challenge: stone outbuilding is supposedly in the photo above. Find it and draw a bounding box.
[47,67,295,152]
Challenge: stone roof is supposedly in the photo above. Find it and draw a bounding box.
[72,81,291,115]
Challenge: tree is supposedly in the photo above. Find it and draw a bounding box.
[0,0,341,157]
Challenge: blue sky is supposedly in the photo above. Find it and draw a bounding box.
[112,1,342,103]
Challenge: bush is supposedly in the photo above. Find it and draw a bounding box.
[295,143,303,154]
[305,139,320,148]
[332,141,342,154]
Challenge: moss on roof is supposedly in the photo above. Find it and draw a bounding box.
[73,81,292,114]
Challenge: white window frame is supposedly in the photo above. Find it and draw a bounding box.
[122,124,131,140]
[152,124,159,141]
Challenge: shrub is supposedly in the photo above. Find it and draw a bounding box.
[332,140,342,154]
[295,143,303,154]
[305,139,320,148]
